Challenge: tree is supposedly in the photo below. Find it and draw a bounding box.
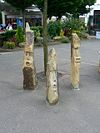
[5,0,34,28]
[48,0,83,18]
[78,0,96,15]
[34,0,96,75]
[43,0,48,75]
[4,0,96,75]
[35,0,96,75]
[35,0,96,18]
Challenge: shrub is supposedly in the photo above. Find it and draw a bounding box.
[31,26,43,40]
[48,21,62,38]
[16,26,24,44]
[63,18,86,37]
[3,30,16,40]
[0,34,5,47]
[3,41,15,49]
[9,36,17,46]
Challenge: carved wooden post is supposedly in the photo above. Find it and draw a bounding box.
[23,23,37,90]
[71,33,81,89]
[46,48,59,105]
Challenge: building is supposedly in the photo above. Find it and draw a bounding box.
[0,0,42,27]
[85,0,100,35]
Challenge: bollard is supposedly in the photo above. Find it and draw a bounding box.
[46,48,59,105]
[71,33,81,89]
[23,23,37,90]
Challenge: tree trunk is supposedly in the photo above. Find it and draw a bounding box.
[43,0,48,75]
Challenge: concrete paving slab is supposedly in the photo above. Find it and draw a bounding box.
[0,39,100,133]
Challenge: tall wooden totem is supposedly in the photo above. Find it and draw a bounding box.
[46,48,59,105]
[23,23,37,90]
[71,33,81,89]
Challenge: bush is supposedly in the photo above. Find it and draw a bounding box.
[3,30,16,40]
[0,34,5,47]
[63,18,86,37]
[31,26,43,41]
[16,26,24,44]
[48,21,62,38]
[9,36,17,46]
[3,41,15,49]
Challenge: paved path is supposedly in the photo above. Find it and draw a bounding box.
[0,39,100,133]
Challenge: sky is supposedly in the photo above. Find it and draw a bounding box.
[96,0,100,3]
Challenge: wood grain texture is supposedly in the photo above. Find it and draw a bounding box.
[71,33,81,89]
[23,23,37,90]
[46,48,59,105]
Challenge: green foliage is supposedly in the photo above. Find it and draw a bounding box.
[78,0,96,15]
[0,34,5,47]
[63,18,86,37]
[3,41,15,49]
[16,26,24,44]
[3,30,16,40]
[31,26,42,38]
[35,0,95,18]
[48,18,86,39]
[48,22,56,38]
[47,19,86,39]
[48,21,62,38]
[5,0,34,11]
[0,30,18,46]
[4,0,96,18]
[9,36,17,45]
